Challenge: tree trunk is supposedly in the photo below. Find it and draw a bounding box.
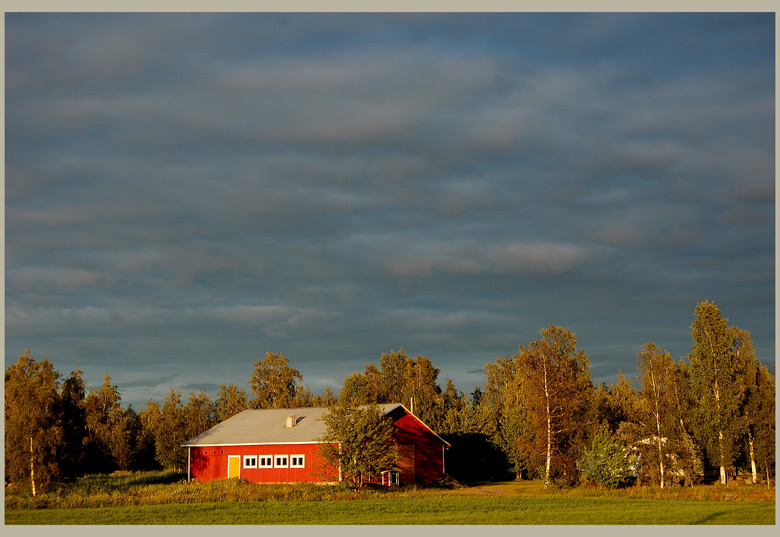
[747,430,757,484]
[651,369,664,489]
[29,436,37,497]
[766,460,770,488]
[657,435,665,489]
[543,359,552,490]
[718,428,726,485]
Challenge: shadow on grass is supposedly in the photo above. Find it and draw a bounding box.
[692,511,727,525]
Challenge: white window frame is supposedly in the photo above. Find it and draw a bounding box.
[274,455,289,468]
[290,454,305,468]
[243,455,257,469]
[258,455,273,468]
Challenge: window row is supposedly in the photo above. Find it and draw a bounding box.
[243,454,305,469]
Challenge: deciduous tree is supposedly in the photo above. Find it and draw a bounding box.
[250,351,303,409]
[515,325,592,488]
[483,355,527,479]
[184,390,217,441]
[5,350,64,495]
[580,424,637,489]
[214,383,248,422]
[317,403,398,491]
[338,370,379,405]
[155,389,187,471]
[399,355,443,430]
[688,301,744,484]
[59,368,87,478]
[633,343,679,488]
[84,373,133,471]
[733,328,775,485]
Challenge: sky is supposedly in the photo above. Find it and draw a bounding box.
[4,12,775,410]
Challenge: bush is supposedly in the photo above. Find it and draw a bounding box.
[581,426,637,489]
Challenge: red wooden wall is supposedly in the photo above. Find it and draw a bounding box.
[188,407,447,484]
[388,408,446,483]
[189,443,338,483]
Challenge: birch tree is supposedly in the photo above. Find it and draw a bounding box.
[634,343,679,488]
[4,350,64,495]
[688,300,743,485]
[515,325,592,488]
[733,328,775,485]
[748,363,775,485]
[250,351,303,409]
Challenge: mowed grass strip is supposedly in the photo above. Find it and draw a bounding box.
[6,495,775,525]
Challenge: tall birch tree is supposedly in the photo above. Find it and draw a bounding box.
[515,325,592,488]
[634,343,679,488]
[4,350,64,495]
[688,300,743,485]
[733,328,775,484]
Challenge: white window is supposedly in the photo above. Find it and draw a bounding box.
[258,456,273,468]
[275,455,289,468]
[243,456,257,468]
[290,455,305,468]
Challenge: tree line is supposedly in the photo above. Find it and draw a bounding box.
[5,300,775,494]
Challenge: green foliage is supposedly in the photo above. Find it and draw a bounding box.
[214,383,249,422]
[317,385,337,406]
[184,390,217,441]
[581,425,637,489]
[250,351,303,409]
[317,402,398,490]
[154,389,187,471]
[631,343,687,488]
[515,325,593,488]
[687,301,749,483]
[338,349,445,432]
[59,368,88,478]
[84,373,134,472]
[5,350,65,495]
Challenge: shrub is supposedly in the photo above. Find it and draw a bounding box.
[581,425,637,489]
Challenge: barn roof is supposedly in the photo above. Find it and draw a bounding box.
[182,403,435,447]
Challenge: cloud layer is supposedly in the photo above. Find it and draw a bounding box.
[5,13,774,408]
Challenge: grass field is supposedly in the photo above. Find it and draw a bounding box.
[5,470,776,525]
[6,495,775,524]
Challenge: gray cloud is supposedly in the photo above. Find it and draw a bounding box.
[5,13,774,408]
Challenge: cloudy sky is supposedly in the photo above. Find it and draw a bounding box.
[4,12,775,409]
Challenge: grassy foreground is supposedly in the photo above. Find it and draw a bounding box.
[6,495,775,524]
[5,470,776,525]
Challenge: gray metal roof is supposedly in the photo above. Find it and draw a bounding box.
[182,404,404,447]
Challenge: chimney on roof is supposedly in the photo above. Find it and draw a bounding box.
[285,415,297,428]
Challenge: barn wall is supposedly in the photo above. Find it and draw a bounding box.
[390,410,446,483]
[189,443,338,483]
[188,406,447,485]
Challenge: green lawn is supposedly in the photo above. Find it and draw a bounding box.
[6,495,775,525]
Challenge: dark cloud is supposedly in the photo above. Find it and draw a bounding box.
[4,13,774,408]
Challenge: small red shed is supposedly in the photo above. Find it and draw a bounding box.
[182,403,450,485]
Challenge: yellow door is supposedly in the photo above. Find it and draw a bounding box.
[228,455,240,479]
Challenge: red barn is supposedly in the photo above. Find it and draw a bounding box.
[182,403,450,485]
